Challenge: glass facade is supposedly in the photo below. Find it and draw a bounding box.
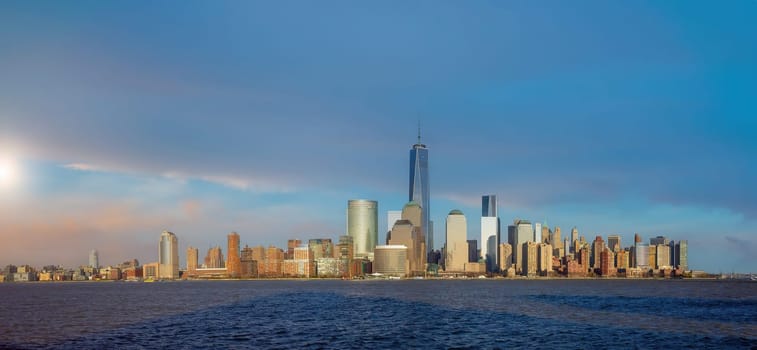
[347,200,378,260]
[409,143,431,253]
[482,195,497,217]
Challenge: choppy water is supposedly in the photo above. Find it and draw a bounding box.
[0,280,755,349]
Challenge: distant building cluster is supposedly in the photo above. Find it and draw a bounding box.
[1,133,700,282]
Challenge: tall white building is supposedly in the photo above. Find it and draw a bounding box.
[89,249,99,269]
[534,222,542,243]
[158,230,179,279]
[481,217,499,271]
[480,195,499,272]
[445,210,468,272]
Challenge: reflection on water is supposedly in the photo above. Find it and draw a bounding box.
[0,280,755,349]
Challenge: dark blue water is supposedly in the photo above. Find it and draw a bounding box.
[0,280,755,349]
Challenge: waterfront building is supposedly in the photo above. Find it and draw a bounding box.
[534,222,542,244]
[616,249,629,270]
[347,199,378,260]
[538,243,552,276]
[387,201,425,275]
[579,247,590,273]
[308,239,334,260]
[522,241,539,276]
[600,248,616,276]
[158,230,179,280]
[283,245,313,277]
[467,240,478,262]
[204,246,225,268]
[374,245,409,277]
[498,243,512,271]
[635,243,649,269]
[227,232,241,278]
[481,216,499,272]
[388,218,423,275]
[250,245,266,276]
[591,236,605,270]
[408,129,431,256]
[675,240,688,270]
[508,219,533,274]
[264,246,284,277]
[607,235,621,253]
[316,257,343,277]
[656,244,671,269]
[89,250,99,269]
[240,245,258,278]
[445,209,468,272]
[648,245,657,269]
[286,239,302,260]
[187,246,198,273]
[143,262,159,280]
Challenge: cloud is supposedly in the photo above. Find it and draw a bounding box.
[63,163,106,172]
[724,236,757,263]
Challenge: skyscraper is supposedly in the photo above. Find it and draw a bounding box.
[89,249,99,269]
[227,232,241,278]
[480,195,499,272]
[607,235,621,253]
[347,199,378,260]
[482,195,497,217]
[158,230,179,279]
[675,240,688,270]
[187,246,198,273]
[508,219,533,274]
[409,130,431,255]
[445,209,467,272]
[534,222,542,243]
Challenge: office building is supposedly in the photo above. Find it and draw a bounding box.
[656,244,671,269]
[308,239,334,260]
[158,230,179,280]
[607,235,621,253]
[481,216,499,272]
[508,219,532,273]
[89,250,99,269]
[522,242,539,276]
[467,240,478,262]
[187,246,198,272]
[286,239,302,260]
[538,243,552,275]
[482,194,497,217]
[347,199,378,260]
[591,236,605,270]
[374,245,409,277]
[205,246,225,268]
[650,236,670,246]
[227,232,241,278]
[534,222,542,244]
[553,227,562,255]
[409,130,431,255]
[600,248,616,276]
[445,209,468,272]
[675,240,688,270]
[498,243,512,271]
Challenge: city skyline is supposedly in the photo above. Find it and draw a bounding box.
[0,2,756,273]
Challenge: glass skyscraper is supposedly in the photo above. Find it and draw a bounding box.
[347,199,378,260]
[409,133,431,254]
[482,195,497,217]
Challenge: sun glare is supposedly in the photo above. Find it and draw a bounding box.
[0,157,18,187]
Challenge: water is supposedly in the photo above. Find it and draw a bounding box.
[0,280,755,349]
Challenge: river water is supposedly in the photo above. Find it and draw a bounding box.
[0,279,755,349]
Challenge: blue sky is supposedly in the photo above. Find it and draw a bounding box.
[0,1,755,272]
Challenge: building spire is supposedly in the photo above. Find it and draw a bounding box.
[417,119,421,144]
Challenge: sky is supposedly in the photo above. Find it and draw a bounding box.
[0,1,755,273]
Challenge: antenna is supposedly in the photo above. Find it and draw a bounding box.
[417,119,421,144]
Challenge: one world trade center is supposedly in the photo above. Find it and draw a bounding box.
[409,129,431,260]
